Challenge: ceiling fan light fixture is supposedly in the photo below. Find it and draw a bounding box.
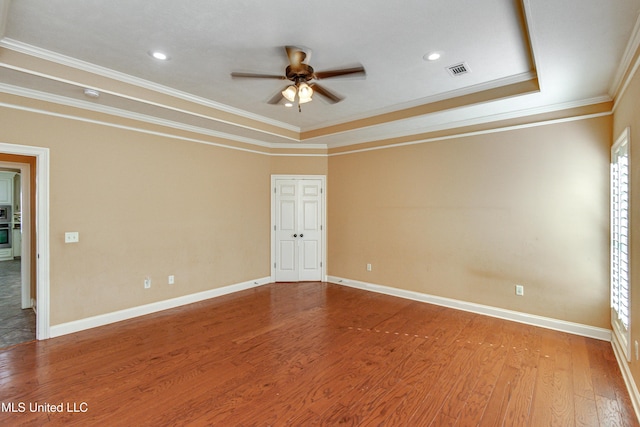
[298,82,313,103]
[282,85,297,102]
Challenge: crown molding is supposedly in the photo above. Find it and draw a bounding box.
[0,100,270,156]
[610,13,640,98]
[0,83,328,152]
[328,97,612,155]
[0,82,272,148]
[316,95,610,149]
[0,38,301,134]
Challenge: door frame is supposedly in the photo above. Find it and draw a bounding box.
[271,175,326,283]
[0,142,50,340]
[0,162,31,309]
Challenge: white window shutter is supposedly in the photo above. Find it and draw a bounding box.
[611,128,631,360]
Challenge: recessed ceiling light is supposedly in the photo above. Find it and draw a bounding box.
[424,52,442,61]
[149,51,169,60]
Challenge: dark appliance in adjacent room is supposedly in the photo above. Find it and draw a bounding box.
[0,205,11,249]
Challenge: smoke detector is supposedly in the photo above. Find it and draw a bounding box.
[83,88,100,99]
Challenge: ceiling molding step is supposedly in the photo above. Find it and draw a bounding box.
[302,71,538,134]
[324,97,612,151]
[0,85,329,152]
[268,145,328,152]
[0,61,301,143]
[520,0,544,90]
[0,99,279,157]
[308,94,612,148]
[612,51,640,114]
[301,78,540,141]
[0,82,281,148]
[0,38,301,134]
[609,12,640,98]
[328,111,612,157]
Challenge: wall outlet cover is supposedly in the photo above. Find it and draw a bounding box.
[64,232,79,243]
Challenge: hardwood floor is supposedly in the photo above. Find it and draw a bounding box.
[0,282,637,426]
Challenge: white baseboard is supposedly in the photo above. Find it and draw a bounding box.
[327,276,612,341]
[49,277,271,338]
[611,332,640,422]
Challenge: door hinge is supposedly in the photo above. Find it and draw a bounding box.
[274,187,277,194]
[321,188,323,194]
[274,262,276,269]
[320,262,323,267]
[273,225,276,231]
[320,225,323,231]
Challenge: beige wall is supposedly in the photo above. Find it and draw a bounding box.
[0,101,333,326]
[328,116,612,327]
[0,105,277,325]
[270,155,328,176]
[0,90,615,334]
[613,46,640,387]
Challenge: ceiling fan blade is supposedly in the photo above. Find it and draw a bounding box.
[285,46,307,67]
[231,72,286,80]
[311,83,343,104]
[314,66,366,80]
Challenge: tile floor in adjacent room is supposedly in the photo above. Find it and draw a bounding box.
[0,259,35,348]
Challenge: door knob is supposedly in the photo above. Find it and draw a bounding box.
[300,234,304,238]
[293,234,297,237]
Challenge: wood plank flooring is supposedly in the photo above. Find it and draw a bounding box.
[0,282,637,426]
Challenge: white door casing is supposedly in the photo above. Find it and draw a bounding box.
[0,164,31,310]
[0,142,50,340]
[272,175,325,282]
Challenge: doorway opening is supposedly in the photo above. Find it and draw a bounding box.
[0,143,50,343]
[0,163,32,347]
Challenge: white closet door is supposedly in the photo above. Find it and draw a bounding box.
[274,178,323,282]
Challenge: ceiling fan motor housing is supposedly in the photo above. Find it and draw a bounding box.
[285,64,315,82]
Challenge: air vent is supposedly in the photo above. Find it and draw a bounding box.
[446,62,470,76]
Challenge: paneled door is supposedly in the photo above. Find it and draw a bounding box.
[272,177,325,282]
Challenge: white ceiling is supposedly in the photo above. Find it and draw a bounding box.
[0,0,639,148]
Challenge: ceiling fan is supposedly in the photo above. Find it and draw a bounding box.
[231,46,365,111]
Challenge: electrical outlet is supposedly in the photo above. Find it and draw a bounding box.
[515,284,524,296]
[168,275,175,285]
[64,232,79,243]
[144,277,151,289]
[367,263,372,272]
